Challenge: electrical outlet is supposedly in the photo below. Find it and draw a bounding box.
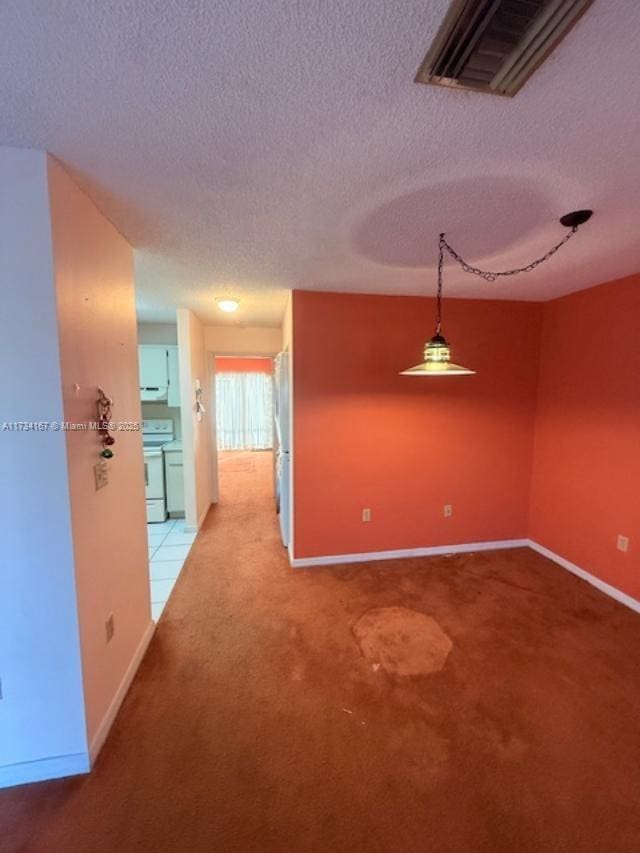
[94,461,108,490]
[105,614,115,643]
[617,535,630,553]
[443,504,453,518]
[362,508,372,522]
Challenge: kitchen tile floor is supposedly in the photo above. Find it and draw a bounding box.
[147,518,196,621]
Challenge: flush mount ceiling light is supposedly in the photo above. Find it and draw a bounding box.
[216,298,240,313]
[401,210,593,377]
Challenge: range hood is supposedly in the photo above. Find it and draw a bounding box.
[140,385,168,403]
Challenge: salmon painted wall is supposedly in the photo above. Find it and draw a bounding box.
[529,275,640,599]
[215,356,273,373]
[48,157,152,750]
[293,291,543,558]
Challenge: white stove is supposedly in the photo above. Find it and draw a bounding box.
[143,419,174,522]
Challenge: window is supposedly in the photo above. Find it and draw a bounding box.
[215,371,273,450]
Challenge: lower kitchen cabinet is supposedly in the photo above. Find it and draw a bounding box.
[164,449,184,514]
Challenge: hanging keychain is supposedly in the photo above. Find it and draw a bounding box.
[97,387,116,458]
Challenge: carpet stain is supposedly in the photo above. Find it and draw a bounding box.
[352,606,453,677]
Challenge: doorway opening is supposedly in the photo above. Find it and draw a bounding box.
[138,326,194,621]
[214,356,275,501]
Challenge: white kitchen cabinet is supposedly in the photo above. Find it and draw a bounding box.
[139,346,169,389]
[164,449,184,514]
[167,346,181,408]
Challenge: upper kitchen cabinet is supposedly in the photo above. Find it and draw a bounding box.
[139,345,169,401]
[138,345,181,405]
[167,346,181,407]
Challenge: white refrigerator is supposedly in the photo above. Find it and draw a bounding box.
[274,351,290,547]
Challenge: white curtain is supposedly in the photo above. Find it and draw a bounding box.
[215,372,273,450]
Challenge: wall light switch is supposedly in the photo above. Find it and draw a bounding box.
[362,508,372,522]
[617,535,630,553]
[444,504,453,518]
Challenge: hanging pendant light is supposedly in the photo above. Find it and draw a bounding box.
[400,332,475,375]
[401,211,593,377]
[401,234,475,375]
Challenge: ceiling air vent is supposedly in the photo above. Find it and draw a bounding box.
[415,0,594,96]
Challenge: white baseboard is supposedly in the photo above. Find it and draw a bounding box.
[527,540,640,615]
[88,620,155,764]
[0,751,90,789]
[184,502,211,533]
[197,502,211,529]
[290,539,528,568]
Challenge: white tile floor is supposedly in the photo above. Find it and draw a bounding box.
[147,518,196,621]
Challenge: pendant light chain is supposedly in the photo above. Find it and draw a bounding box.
[401,211,591,376]
[440,225,578,282]
[436,233,445,333]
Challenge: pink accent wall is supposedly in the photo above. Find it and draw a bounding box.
[47,157,152,747]
[293,291,543,558]
[293,283,639,601]
[529,275,640,598]
[215,356,273,374]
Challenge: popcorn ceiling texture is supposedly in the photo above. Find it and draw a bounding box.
[1,1,640,325]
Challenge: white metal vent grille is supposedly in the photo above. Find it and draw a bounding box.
[416,0,594,96]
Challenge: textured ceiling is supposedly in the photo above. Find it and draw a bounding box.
[2,1,640,326]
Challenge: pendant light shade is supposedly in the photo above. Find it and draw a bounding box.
[400,332,475,376]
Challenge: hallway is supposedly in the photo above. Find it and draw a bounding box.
[3,452,640,852]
